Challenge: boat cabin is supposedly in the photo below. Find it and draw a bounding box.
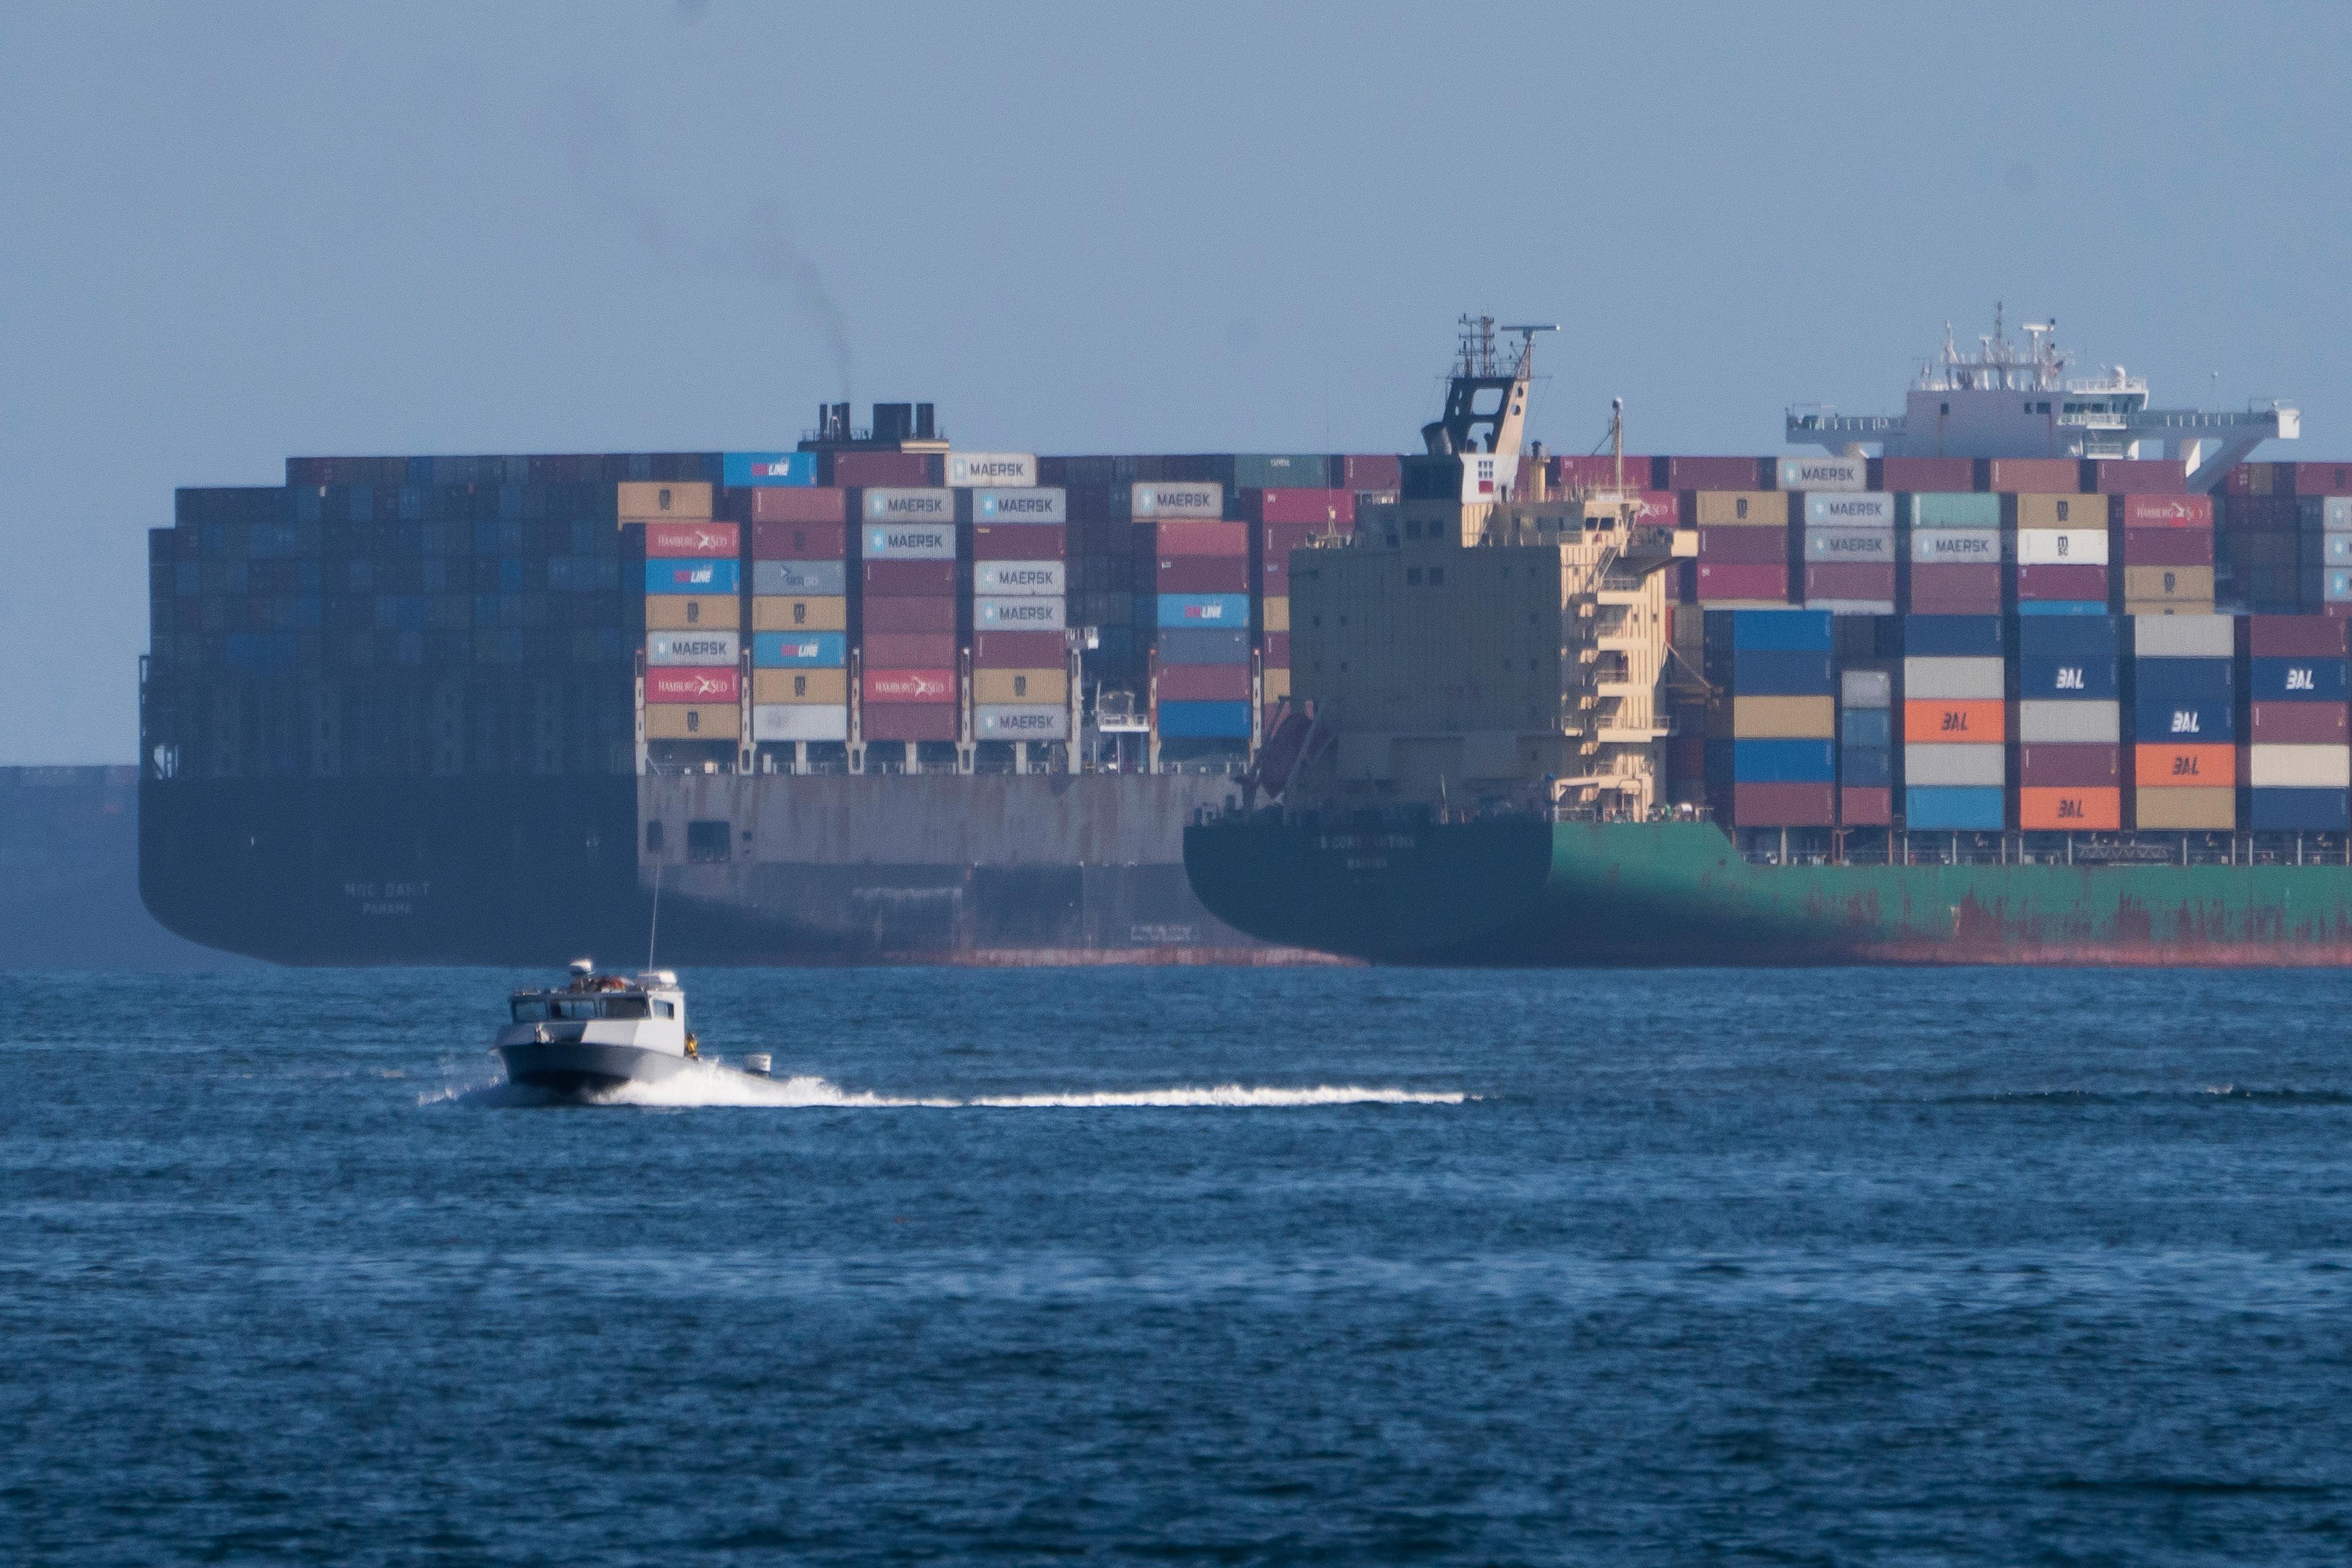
[502,962,688,1046]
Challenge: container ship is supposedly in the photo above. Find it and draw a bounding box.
[1184,315,2352,965]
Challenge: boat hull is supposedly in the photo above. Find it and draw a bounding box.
[495,1041,695,1095]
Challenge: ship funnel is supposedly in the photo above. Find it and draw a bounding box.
[568,958,594,977]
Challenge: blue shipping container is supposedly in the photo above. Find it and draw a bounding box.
[2017,657,2120,701]
[1158,699,1251,738]
[1902,615,2005,657]
[2248,657,2350,703]
[2015,614,2121,656]
[2247,788,2352,832]
[1728,649,1836,695]
[1156,628,1250,665]
[646,559,740,595]
[1906,786,2005,831]
[1157,594,1250,630]
[2133,698,2234,742]
[1727,609,1834,652]
[1841,709,1893,748]
[2015,600,2114,617]
[1840,747,1893,788]
[723,451,820,488]
[2132,658,2233,704]
[753,631,846,668]
[1729,739,1837,783]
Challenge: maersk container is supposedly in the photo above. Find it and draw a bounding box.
[1906,492,2001,530]
[1157,628,1249,665]
[2134,698,2233,742]
[1911,529,2003,564]
[2247,789,2352,831]
[946,453,1038,488]
[1902,656,2003,699]
[1904,744,2004,787]
[646,559,739,595]
[2016,528,2108,565]
[975,561,1065,597]
[1778,455,1868,492]
[647,630,739,666]
[974,705,1069,741]
[2018,658,2119,701]
[752,704,849,743]
[753,631,847,668]
[1804,492,1894,526]
[753,559,846,597]
[1905,786,2005,830]
[863,521,957,560]
[978,597,1067,631]
[723,452,819,488]
[1804,527,1895,560]
[1156,699,1250,738]
[1129,483,1225,520]
[1157,594,1248,630]
[2248,657,2348,702]
[974,488,1065,524]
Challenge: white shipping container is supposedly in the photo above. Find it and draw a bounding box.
[2015,528,2110,565]
[862,520,957,559]
[1803,491,1894,526]
[862,488,956,522]
[2018,699,2119,744]
[976,488,1066,524]
[1910,529,2005,564]
[946,452,1037,488]
[975,705,1071,741]
[2249,744,2352,789]
[752,704,850,743]
[1840,669,1892,707]
[1778,455,1868,492]
[1804,526,1895,561]
[1902,742,2005,786]
[1902,656,2004,699]
[2131,614,2233,658]
[973,560,1066,597]
[752,559,847,596]
[2327,497,2352,531]
[976,596,1067,630]
[1129,483,1226,519]
[647,630,741,666]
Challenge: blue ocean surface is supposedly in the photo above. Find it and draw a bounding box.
[5,965,2352,1564]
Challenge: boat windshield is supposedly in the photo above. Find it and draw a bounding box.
[511,995,652,1022]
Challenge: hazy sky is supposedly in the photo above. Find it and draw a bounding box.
[4,2,2349,761]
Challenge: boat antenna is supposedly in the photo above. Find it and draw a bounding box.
[647,853,662,974]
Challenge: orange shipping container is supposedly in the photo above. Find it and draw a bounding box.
[1902,699,2005,744]
[2017,786,2122,831]
[2133,743,2236,789]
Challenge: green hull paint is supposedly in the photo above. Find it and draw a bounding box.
[1183,818,2352,965]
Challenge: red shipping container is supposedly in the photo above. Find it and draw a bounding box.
[975,630,1064,667]
[2292,461,2352,497]
[1667,456,1766,491]
[2089,459,2185,495]
[2247,616,2348,657]
[749,487,848,524]
[1251,488,1356,526]
[862,633,954,668]
[2016,564,2109,600]
[1261,556,1292,595]
[830,451,930,488]
[862,596,956,633]
[1158,663,1251,701]
[1908,562,2003,601]
[1880,456,1977,493]
[1153,521,1248,557]
[1988,458,2080,492]
[2117,494,2214,529]
[1554,454,1655,491]
[973,524,1064,561]
[646,667,741,704]
[862,703,958,742]
[644,520,738,558]
[863,560,956,596]
[1262,632,1290,666]
[1262,521,1331,555]
[2018,744,2121,788]
[1156,556,1248,594]
[2119,528,2214,567]
[1732,782,1836,826]
[1698,527,1790,565]
[1694,563,1789,601]
[1838,786,1892,826]
[2249,703,2350,742]
[753,521,847,560]
[1341,454,1403,491]
[862,669,954,705]
[1804,563,1896,600]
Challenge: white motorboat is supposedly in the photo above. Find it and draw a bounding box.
[493,960,767,1095]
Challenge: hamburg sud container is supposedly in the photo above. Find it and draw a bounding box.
[2132,614,2235,829]
[1690,491,1792,606]
[1838,666,1893,826]
[859,489,959,745]
[1903,493,2001,615]
[1902,614,2005,830]
[1702,609,1834,826]
[1248,489,1356,728]
[2014,615,2123,829]
[1155,515,1251,738]
[1800,491,1894,613]
[750,487,850,745]
[969,484,1069,745]
[2116,494,2215,616]
[643,518,741,744]
[2239,615,2351,830]
[2014,492,2111,615]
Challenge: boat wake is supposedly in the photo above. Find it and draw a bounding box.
[425,1061,1468,1110]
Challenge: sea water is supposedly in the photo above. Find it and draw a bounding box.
[5,965,2352,1562]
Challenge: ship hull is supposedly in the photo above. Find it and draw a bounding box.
[1183,817,2352,966]
[494,1042,693,1095]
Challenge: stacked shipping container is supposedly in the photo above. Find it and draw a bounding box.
[747,480,850,748]
[1905,493,2003,614]
[635,484,739,750]
[2015,616,2122,829]
[2117,494,2216,616]
[858,488,959,745]
[2131,615,2234,829]
[1703,610,1836,826]
[2241,617,2350,830]
[1691,489,1792,606]
[1838,668,1893,826]
[969,480,1070,746]
[1902,616,2005,829]
[1145,484,1251,740]
[2014,492,2108,614]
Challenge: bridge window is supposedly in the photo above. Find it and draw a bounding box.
[686,820,731,862]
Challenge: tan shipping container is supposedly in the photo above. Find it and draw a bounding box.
[1264,667,1291,702]
[2121,565,2215,602]
[752,669,848,705]
[1691,491,1790,527]
[644,702,739,740]
[2014,493,2108,530]
[973,668,1066,706]
[1731,695,1835,738]
[646,595,741,630]
[752,595,848,631]
[2124,600,2216,618]
[620,481,714,521]
[2133,786,2234,829]
[1261,595,1290,633]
